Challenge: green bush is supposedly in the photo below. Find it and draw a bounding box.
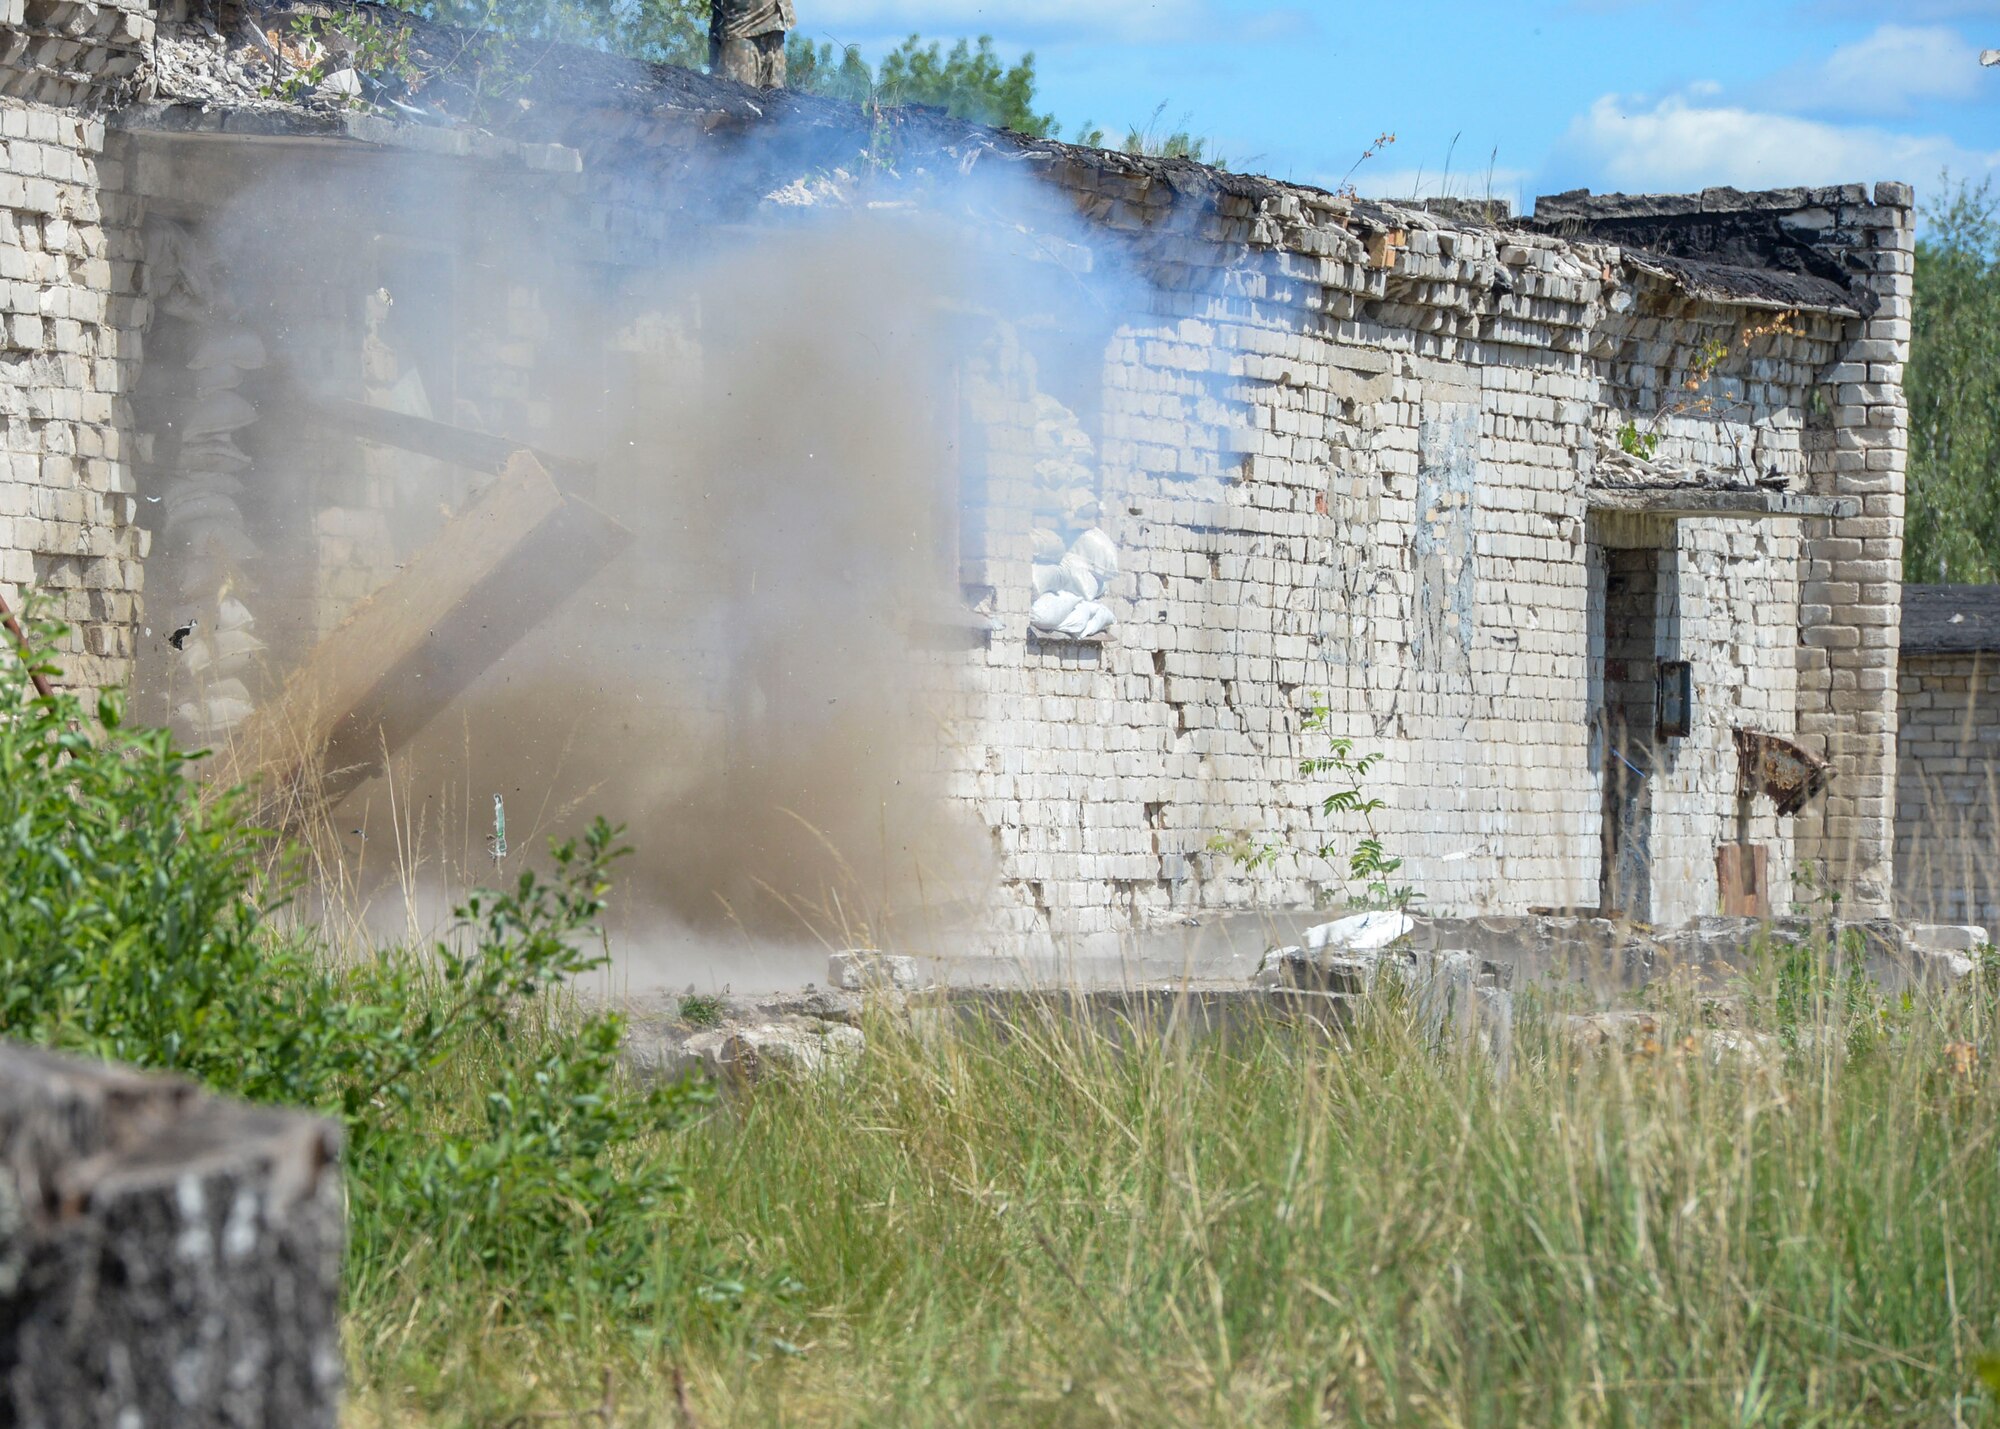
[0,612,702,1315]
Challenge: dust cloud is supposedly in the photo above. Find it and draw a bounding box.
[137,138,1111,987]
[344,215,1004,979]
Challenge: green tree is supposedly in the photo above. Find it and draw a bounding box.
[783,35,876,103]
[1906,177,2000,583]
[313,0,1222,156]
[367,0,709,66]
[786,34,1057,136]
[613,0,708,67]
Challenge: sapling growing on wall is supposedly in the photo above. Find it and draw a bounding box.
[1210,694,1416,910]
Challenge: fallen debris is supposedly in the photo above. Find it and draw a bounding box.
[215,453,628,814]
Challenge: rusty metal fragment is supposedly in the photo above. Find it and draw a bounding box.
[1733,727,1832,815]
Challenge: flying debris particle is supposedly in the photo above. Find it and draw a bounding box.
[167,619,197,651]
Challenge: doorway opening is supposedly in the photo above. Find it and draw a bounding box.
[1595,536,1676,919]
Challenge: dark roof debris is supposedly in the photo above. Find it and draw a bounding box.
[1526,185,1900,317]
[141,2,1895,320]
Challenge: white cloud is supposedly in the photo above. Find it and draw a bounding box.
[1552,91,2000,195]
[1769,24,1987,115]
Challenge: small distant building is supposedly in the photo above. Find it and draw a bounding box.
[1896,586,2000,940]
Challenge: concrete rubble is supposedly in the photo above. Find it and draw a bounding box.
[623,980,880,1089]
[622,914,1990,1092]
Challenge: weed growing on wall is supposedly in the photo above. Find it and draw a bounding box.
[1615,312,1805,469]
[258,10,423,105]
[0,611,704,1318]
[1211,694,1415,909]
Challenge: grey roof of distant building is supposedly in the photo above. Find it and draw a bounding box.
[1902,585,2000,654]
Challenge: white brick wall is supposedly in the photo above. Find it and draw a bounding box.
[1896,653,2000,940]
[0,94,145,694]
[939,174,1889,948]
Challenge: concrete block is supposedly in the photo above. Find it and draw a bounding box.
[828,951,921,992]
[1909,923,1990,953]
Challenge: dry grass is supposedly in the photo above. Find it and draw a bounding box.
[341,935,2000,1428]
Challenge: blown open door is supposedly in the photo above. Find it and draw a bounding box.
[214,452,629,817]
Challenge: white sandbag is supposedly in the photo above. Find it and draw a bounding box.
[1061,487,1100,522]
[161,472,246,502]
[189,327,267,371]
[173,518,259,563]
[1029,590,1082,633]
[175,562,225,600]
[201,695,257,729]
[1034,455,1092,488]
[161,488,243,533]
[216,595,255,633]
[173,438,252,473]
[1034,422,1093,455]
[1069,526,1120,578]
[1057,552,1101,601]
[192,363,245,392]
[176,684,256,735]
[1030,528,1065,561]
[186,630,261,678]
[1057,599,1114,638]
[212,627,265,661]
[180,390,259,438]
[379,367,433,421]
[1303,911,1413,953]
[161,289,210,324]
[1031,562,1069,597]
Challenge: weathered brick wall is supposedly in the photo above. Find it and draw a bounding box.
[47,49,1904,947]
[0,0,152,696]
[1896,652,1999,939]
[943,172,1859,947]
[1795,185,1914,916]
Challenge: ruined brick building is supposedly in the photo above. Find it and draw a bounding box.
[1,0,1957,954]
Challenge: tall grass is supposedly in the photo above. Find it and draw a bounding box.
[348,955,2000,1427]
[11,604,1999,1424]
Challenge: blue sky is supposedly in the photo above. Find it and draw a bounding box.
[791,0,2000,214]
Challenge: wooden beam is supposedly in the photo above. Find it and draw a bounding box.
[215,452,628,813]
[305,397,594,483]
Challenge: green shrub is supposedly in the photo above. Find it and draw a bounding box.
[678,993,725,1027]
[1749,927,1888,1054]
[0,611,702,1316]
